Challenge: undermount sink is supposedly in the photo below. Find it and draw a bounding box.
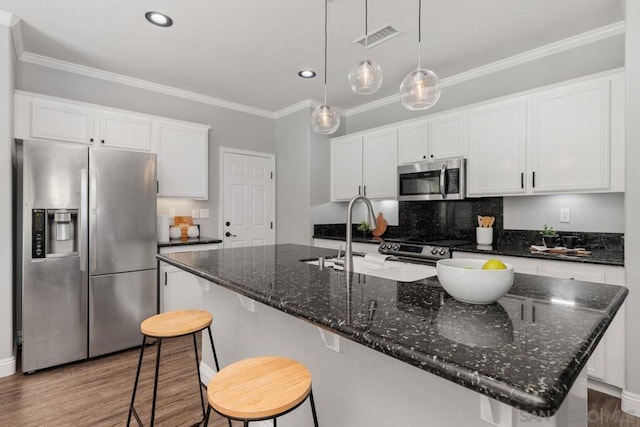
[304,256,437,282]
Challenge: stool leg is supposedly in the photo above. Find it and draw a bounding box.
[206,326,221,372]
[192,332,207,424]
[309,389,319,427]
[150,338,163,427]
[204,405,211,426]
[127,335,147,427]
[273,418,277,426]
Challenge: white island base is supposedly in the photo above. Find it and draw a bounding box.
[196,279,588,427]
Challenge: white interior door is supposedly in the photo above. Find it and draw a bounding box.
[221,149,275,248]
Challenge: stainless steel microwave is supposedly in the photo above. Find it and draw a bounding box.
[398,157,466,201]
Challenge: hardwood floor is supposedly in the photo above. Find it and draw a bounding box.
[0,336,236,426]
[0,336,639,426]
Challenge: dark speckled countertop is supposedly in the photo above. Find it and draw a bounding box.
[157,244,627,415]
[157,236,222,248]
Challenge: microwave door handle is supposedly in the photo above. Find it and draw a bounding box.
[440,164,447,199]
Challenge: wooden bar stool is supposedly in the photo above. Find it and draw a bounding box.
[205,356,319,427]
[127,309,221,427]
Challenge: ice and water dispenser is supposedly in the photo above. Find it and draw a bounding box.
[31,208,79,258]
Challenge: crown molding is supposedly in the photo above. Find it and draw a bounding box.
[0,10,19,27]
[274,99,314,119]
[345,21,626,117]
[19,52,276,119]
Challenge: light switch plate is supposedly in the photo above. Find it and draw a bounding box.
[560,208,571,223]
[192,208,200,219]
[168,208,175,218]
[200,208,210,218]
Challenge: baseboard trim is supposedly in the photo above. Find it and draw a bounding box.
[0,355,16,378]
[200,362,273,427]
[621,389,640,416]
[588,379,623,398]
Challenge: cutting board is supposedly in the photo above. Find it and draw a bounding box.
[530,246,591,256]
[371,212,387,237]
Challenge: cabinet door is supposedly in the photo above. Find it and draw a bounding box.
[466,98,527,196]
[161,265,204,312]
[398,121,428,164]
[31,100,94,144]
[331,136,363,201]
[156,121,209,199]
[531,79,610,192]
[97,111,152,151]
[363,129,398,199]
[428,112,464,160]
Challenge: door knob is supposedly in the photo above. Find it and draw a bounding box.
[225,232,236,237]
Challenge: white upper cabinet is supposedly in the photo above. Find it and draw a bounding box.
[155,121,209,199]
[530,79,610,193]
[466,97,528,196]
[331,136,363,200]
[15,91,211,199]
[29,99,95,145]
[362,129,398,199]
[397,112,463,164]
[96,110,152,151]
[428,112,464,160]
[331,129,397,201]
[398,120,428,164]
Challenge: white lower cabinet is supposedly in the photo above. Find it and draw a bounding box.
[159,244,219,312]
[452,251,625,389]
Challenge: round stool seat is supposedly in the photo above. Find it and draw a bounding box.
[207,356,312,421]
[141,309,212,338]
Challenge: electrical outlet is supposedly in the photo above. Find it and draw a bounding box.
[168,208,175,218]
[200,208,210,219]
[192,208,199,219]
[560,208,571,223]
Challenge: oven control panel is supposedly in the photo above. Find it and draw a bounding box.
[378,242,451,260]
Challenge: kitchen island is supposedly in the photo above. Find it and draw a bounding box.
[157,244,627,427]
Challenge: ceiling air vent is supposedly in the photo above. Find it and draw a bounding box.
[353,23,401,49]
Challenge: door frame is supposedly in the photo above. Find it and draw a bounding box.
[218,147,276,246]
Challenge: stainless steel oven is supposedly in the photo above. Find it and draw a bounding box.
[398,157,466,201]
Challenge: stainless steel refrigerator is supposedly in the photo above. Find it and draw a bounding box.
[16,139,158,373]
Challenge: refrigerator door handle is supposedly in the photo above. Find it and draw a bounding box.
[90,169,98,273]
[79,169,88,271]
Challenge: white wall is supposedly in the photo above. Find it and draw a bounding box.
[16,61,275,237]
[0,24,16,377]
[504,193,624,233]
[275,108,313,245]
[623,1,640,415]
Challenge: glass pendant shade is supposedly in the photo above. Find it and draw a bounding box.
[311,104,340,134]
[399,67,441,111]
[348,59,383,94]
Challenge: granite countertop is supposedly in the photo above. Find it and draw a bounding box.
[312,234,625,267]
[453,243,624,266]
[157,244,627,415]
[157,236,222,247]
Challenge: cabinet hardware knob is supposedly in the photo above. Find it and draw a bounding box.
[225,221,231,226]
[101,139,105,144]
[90,138,94,142]
[423,155,426,159]
[430,154,434,158]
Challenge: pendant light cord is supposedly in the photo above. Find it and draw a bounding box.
[364,0,368,53]
[323,0,328,104]
[418,0,422,68]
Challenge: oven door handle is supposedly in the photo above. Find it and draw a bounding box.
[440,164,447,199]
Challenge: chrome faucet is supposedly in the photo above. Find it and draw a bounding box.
[344,194,378,273]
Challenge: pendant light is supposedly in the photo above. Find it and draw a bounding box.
[399,0,441,111]
[311,0,341,135]
[347,0,383,95]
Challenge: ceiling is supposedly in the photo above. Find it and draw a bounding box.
[0,0,626,114]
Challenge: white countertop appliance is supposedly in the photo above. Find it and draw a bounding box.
[16,139,158,372]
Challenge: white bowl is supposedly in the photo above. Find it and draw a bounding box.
[436,259,514,305]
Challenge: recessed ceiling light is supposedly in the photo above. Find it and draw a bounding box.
[298,70,317,79]
[145,11,173,27]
